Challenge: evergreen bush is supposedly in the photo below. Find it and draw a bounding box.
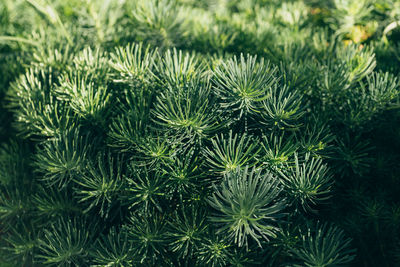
[1,0,400,266]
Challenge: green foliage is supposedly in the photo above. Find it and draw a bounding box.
[107,86,153,152]
[152,78,220,141]
[130,0,186,48]
[196,233,231,267]
[259,84,305,131]
[290,222,356,267]
[327,0,374,37]
[123,213,169,265]
[279,153,333,213]
[109,42,156,86]
[208,166,286,247]
[162,149,206,198]
[0,187,32,230]
[331,133,373,176]
[167,206,208,259]
[37,218,93,266]
[73,0,126,46]
[336,44,376,83]
[155,48,204,88]
[204,131,260,174]
[296,119,335,157]
[33,128,89,189]
[213,54,278,118]
[33,187,80,220]
[2,223,38,265]
[56,49,112,124]
[258,133,298,171]
[7,67,74,138]
[132,135,179,167]
[2,0,400,266]
[73,152,124,218]
[0,140,30,187]
[121,167,166,213]
[90,228,134,266]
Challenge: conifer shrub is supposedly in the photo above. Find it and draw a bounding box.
[0,0,400,266]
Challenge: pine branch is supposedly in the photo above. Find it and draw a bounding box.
[258,132,298,172]
[208,166,286,248]
[278,153,333,213]
[33,128,90,189]
[130,0,187,48]
[213,53,278,119]
[122,213,169,265]
[89,228,134,266]
[167,205,208,259]
[36,217,94,266]
[204,131,260,175]
[73,152,124,218]
[290,222,356,267]
[259,83,305,131]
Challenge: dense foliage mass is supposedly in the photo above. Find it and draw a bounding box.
[1,0,400,266]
